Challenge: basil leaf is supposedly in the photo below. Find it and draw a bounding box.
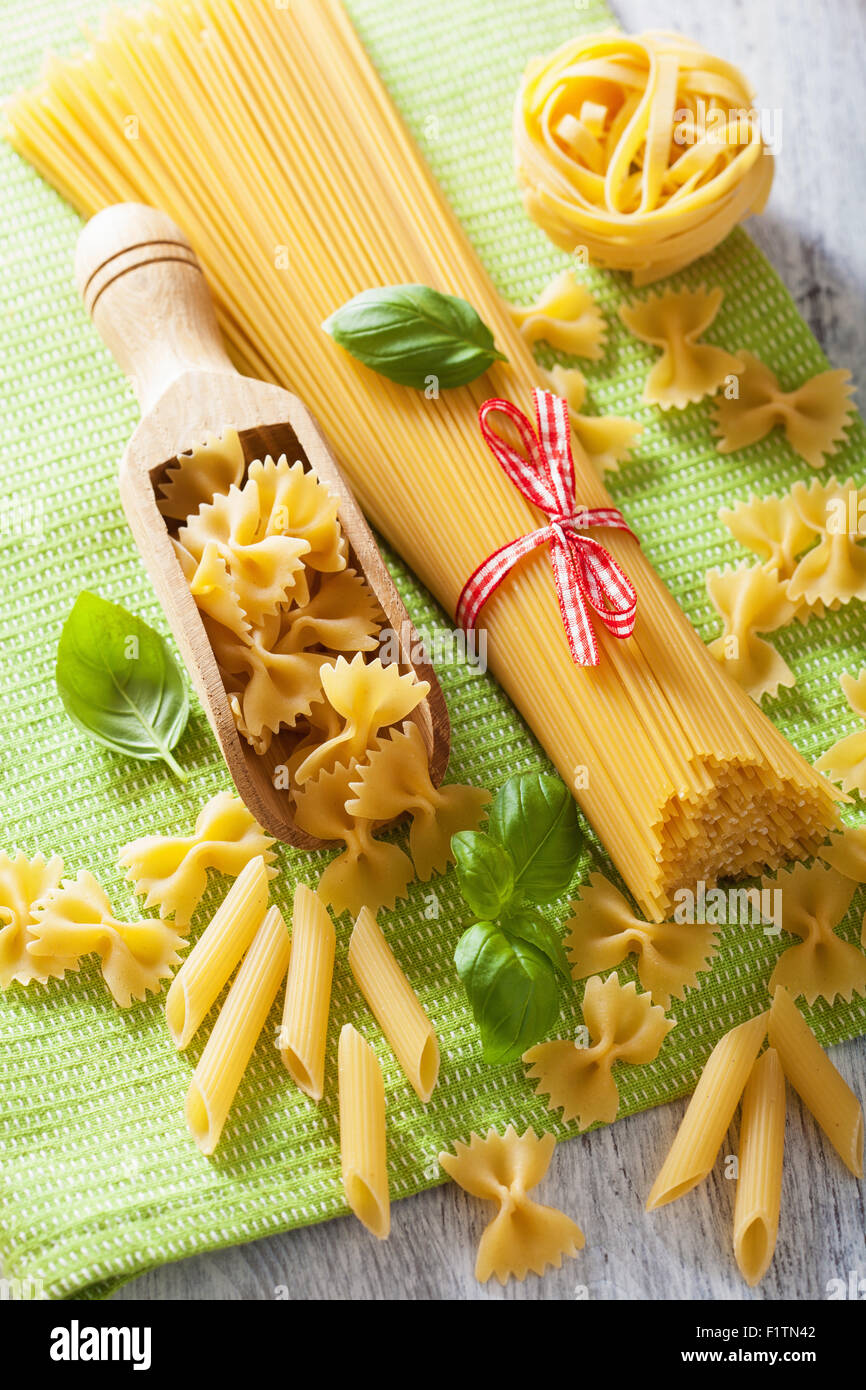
[56,591,189,780]
[451,830,515,920]
[323,284,507,390]
[455,921,560,1064]
[500,908,571,980]
[488,771,582,902]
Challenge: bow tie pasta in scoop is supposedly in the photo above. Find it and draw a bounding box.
[293,655,429,786]
[346,722,491,881]
[167,432,486,915]
[514,31,774,283]
[294,762,416,918]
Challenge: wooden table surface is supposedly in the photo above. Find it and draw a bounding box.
[112,0,866,1302]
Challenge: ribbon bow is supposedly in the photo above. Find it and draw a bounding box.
[456,390,638,667]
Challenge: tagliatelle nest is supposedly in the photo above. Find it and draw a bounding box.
[514,29,774,283]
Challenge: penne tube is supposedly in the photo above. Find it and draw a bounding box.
[166,855,269,1049]
[733,1048,786,1287]
[768,985,864,1177]
[348,906,440,1103]
[646,1010,769,1211]
[279,883,336,1101]
[338,1023,390,1240]
[186,905,291,1155]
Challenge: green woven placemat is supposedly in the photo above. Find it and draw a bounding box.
[0,0,864,1300]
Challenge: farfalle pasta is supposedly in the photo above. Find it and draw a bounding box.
[294,762,416,918]
[177,471,314,627]
[714,352,855,469]
[245,455,345,575]
[118,791,276,927]
[29,871,185,1008]
[524,972,674,1128]
[514,30,774,283]
[170,442,373,754]
[546,366,642,476]
[705,563,795,703]
[175,541,250,639]
[279,569,382,654]
[346,721,490,880]
[718,492,814,582]
[767,861,866,1006]
[711,477,866,697]
[566,873,718,1009]
[716,489,832,623]
[284,699,343,783]
[438,1127,584,1284]
[0,851,68,988]
[157,427,246,522]
[294,655,429,785]
[222,638,333,749]
[816,672,866,798]
[620,287,742,410]
[820,824,866,885]
[787,479,866,609]
[509,271,606,360]
[157,425,246,519]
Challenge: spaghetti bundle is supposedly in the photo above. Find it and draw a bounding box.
[514,30,774,283]
[5,0,840,920]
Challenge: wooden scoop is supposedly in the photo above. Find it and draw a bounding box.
[74,203,450,849]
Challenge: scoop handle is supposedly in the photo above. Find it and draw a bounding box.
[75,203,236,415]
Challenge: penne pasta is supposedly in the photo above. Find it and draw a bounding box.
[348,906,440,1103]
[768,985,864,1177]
[733,1048,786,1287]
[338,1023,390,1240]
[646,1011,769,1210]
[186,905,291,1155]
[279,883,336,1101]
[166,855,269,1049]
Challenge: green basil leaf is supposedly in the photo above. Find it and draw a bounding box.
[500,908,570,980]
[488,771,582,902]
[323,284,507,390]
[455,921,560,1065]
[56,591,189,780]
[451,830,515,920]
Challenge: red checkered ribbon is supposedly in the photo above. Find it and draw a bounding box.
[456,390,639,666]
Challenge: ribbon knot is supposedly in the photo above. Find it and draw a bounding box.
[456,389,638,667]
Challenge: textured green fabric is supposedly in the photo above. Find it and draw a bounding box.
[0,0,864,1300]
